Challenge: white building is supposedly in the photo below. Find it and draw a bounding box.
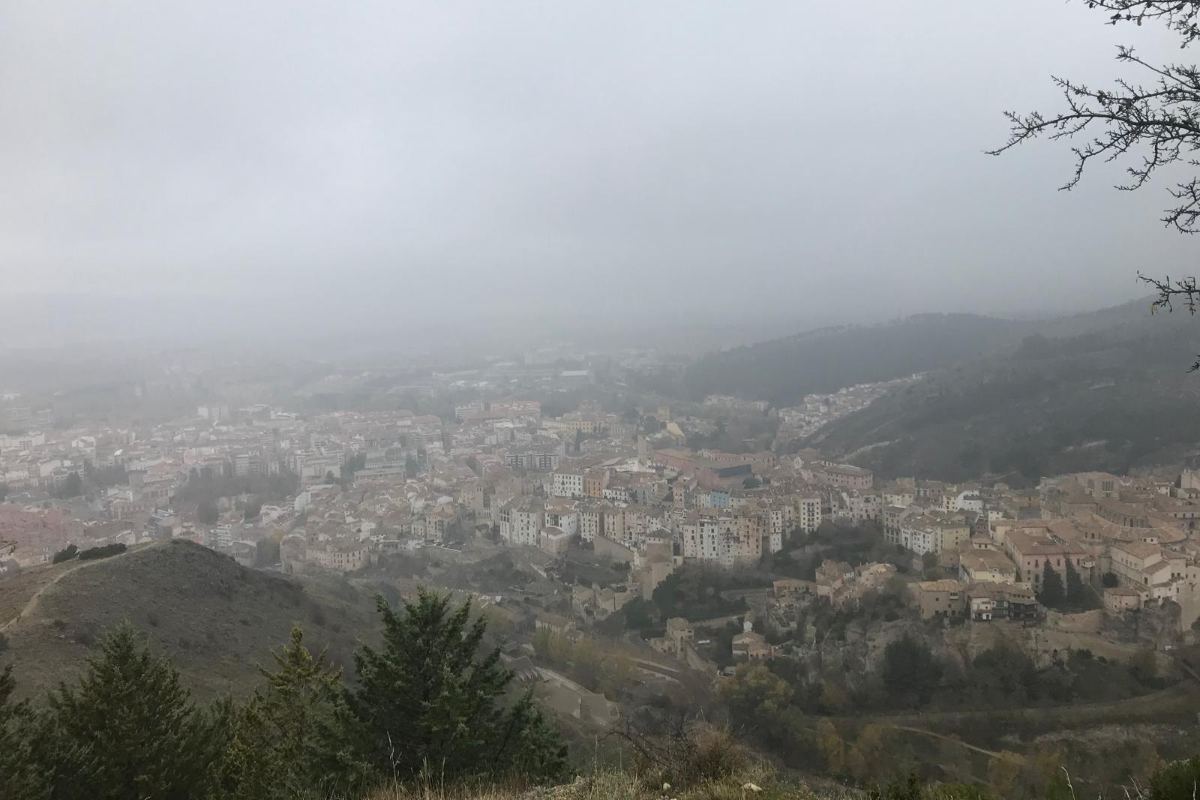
[579,507,602,542]
[499,498,545,546]
[680,514,762,567]
[795,496,822,533]
[551,471,585,498]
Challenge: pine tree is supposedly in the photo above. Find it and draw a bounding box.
[1039,562,1065,609]
[1064,559,1086,608]
[0,666,45,800]
[55,471,83,500]
[217,626,345,800]
[882,635,942,707]
[341,590,567,786]
[39,623,228,800]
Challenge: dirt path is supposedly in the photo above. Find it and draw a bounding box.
[0,554,122,633]
[885,724,1023,764]
[828,681,1198,731]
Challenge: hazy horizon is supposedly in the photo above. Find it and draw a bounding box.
[0,288,1165,356]
[1,1,1191,352]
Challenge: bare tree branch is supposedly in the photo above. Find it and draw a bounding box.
[988,43,1200,232]
[1139,271,1200,314]
[1137,271,1200,368]
[1085,1,1200,45]
[993,3,1200,369]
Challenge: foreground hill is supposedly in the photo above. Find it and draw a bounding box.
[809,303,1200,483]
[0,540,378,699]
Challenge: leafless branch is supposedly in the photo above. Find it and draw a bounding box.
[1085,1,1200,46]
[989,42,1200,232]
[1138,272,1200,368]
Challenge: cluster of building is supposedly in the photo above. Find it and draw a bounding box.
[774,376,918,444]
[866,470,1200,631]
[7,370,1200,655]
[632,463,1200,662]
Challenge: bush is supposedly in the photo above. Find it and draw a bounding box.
[623,721,752,790]
[681,724,751,785]
[78,543,127,561]
[870,773,991,800]
[51,544,78,564]
[1150,756,1200,800]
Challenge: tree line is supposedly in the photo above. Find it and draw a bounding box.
[1037,559,1100,612]
[51,543,127,564]
[0,590,566,800]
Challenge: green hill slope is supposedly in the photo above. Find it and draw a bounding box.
[0,540,378,699]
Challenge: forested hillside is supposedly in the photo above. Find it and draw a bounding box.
[809,306,1200,483]
[682,299,1200,409]
[683,314,1027,404]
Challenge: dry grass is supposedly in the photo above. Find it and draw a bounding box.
[367,772,642,800]
[362,719,864,800]
[2,540,378,700]
[0,559,81,628]
[365,769,863,800]
[621,722,756,790]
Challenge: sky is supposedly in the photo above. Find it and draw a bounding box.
[0,1,1194,352]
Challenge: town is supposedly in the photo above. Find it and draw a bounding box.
[1,355,1195,693]
[11,0,1200,796]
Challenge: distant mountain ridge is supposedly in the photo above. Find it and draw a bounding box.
[682,298,1189,406]
[806,299,1200,483]
[683,312,1030,404]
